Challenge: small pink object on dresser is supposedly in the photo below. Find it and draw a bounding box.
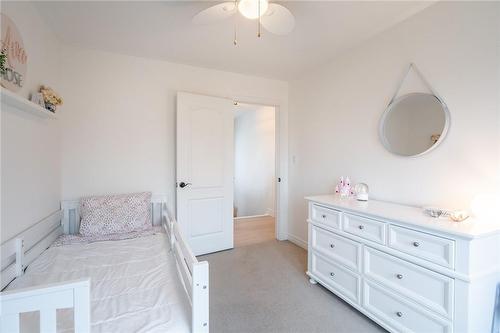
[79,192,152,236]
[335,176,353,198]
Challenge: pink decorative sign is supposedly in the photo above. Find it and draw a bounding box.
[1,13,27,92]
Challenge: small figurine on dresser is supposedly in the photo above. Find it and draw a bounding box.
[335,176,354,198]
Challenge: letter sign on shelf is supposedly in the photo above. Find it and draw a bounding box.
[1,14,28,92]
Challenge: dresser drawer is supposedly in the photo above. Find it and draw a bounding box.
[388,225,455,269]
[311,204,341,229]
[364,281,452,333]
[310,251,360,304]
[364,247,454,318]
[343,213,386,244]
[311,225,361,271]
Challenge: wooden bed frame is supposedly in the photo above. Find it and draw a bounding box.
[0,195,209,333]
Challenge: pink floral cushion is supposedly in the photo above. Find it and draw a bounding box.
[79,192,152,236]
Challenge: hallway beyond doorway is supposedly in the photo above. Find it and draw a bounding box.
[234,216,275,248]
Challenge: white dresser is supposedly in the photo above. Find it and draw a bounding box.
[305,195,500,333]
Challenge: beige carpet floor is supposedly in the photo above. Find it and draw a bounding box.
[199,240,386,333]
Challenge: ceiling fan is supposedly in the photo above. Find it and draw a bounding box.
[192,0,295,45]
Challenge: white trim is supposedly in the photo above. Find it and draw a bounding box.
[273,104,286,241]
[233,101,285,240]
[266,208,275,217]
[288,233,308,250]
[234,214,270,221]
[221,93,288,241]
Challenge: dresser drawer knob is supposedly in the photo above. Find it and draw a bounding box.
[396,312,403,317]
[330,272,335,277]
[396,274,403,279]
[330,244,335,248]
[413,241,420,247]
[358,225,364,230]
[322,214,327,219]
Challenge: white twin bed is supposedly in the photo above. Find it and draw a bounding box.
[0,194,209,333]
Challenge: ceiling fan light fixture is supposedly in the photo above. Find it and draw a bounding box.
[238,0,269,19]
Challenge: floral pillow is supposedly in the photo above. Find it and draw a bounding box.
[79,192,152,236]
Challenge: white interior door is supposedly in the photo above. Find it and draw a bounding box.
[176,92,234,255]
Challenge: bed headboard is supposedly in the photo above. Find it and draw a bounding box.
[61,193,168,235]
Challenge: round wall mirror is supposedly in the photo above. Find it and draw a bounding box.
[379,92,450,157]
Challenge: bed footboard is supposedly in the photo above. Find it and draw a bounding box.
[162,204,209,333]
[0,279,90,333]
[192,261,209,332]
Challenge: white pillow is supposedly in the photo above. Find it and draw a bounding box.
[79,192,152,236]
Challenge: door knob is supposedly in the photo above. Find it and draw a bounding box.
[179,182,192,188]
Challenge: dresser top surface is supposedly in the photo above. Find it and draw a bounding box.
[305,194,500,239]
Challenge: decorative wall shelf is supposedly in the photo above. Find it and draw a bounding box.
[1,88,57,119]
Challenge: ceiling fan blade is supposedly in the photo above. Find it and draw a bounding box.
[192,2,237,25]
[261,3,295,35]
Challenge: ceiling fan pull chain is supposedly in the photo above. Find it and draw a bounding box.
[233,0,238,45]
[258,0,261,37]
[234,25,238,46]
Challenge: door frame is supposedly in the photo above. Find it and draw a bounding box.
[232,98,287,242]
[176,92,288,242]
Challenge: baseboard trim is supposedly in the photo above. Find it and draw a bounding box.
[287,234,308,250]
[266,208,275,217]
[234,214,270,221]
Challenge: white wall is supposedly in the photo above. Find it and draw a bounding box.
[234,105,275,217]
[1,2,62,242]
[288,2,500,244]
[58,46,288,237]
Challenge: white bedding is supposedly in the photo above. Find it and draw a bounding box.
[7,233,191,333]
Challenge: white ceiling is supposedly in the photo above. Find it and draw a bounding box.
[32,1,434,80]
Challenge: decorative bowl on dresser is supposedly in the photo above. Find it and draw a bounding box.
[305,194,500,333]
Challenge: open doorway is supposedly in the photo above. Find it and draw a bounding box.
[233,103,276,247]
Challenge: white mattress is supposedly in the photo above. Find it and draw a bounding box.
[8,233,191,333]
